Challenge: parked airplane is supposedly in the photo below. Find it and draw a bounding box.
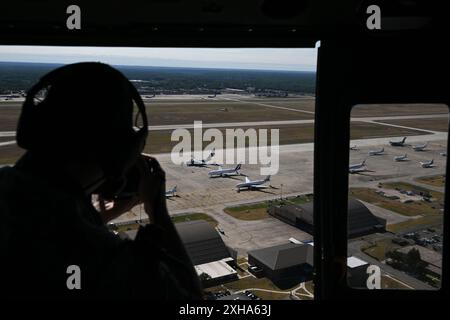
[186,148,215,166]
[350,145,358,151]
[394,154,408,161]
[165,186,177,198]
[389,137,407,146]
[420,159,434,168]
[441,152,447,157]
[208,93,217,98]
[208,164,242,177]
[368,147,384,156]
[235,175,271,192]
[413,142,427,151]
[349,160,367,173]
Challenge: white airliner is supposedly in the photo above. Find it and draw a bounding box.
[394,154,408,161]
[349,160,367,173]
[413,142,428,151]
[350,145,358,151]
[389,137,407,146]
[186,148,215,166]
[441,152,447,157]
[208,164,242,177]
[368,147,384,156]
[420,159,434,168]
[165,186,177,197]
[235,175,271,192]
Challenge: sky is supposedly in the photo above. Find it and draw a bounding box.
[0,46,317,71]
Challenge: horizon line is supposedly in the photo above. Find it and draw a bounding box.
[0,60,316,73]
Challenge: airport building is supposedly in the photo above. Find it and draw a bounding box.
[248,243,314,283]
[268,197,386,238]
[124,219,238,287]
[248,241,369,287]
[347,256,370,288]
[175,220,238,287]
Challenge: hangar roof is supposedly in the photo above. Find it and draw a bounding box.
[175,220,231,265]
[269,197,386,237]
[248,243,313,270]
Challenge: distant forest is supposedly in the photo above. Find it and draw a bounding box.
[0,61,316,94]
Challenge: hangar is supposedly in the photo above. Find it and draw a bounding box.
[268,197,386,238]
[175,220,238,286]
[248,242,369,287]
[248,243,314,283]
[175,220,236,265]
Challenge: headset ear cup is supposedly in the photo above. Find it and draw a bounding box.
[16,81,45,150]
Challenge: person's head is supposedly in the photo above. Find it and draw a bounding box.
[16,62,148,197]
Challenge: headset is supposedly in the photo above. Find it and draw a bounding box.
[16,62,149,199]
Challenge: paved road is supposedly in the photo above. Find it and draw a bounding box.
[0,140,15,147]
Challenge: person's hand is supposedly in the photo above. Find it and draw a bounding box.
[95,194,140,224]
[95,154,166,224]
[135,154,167,222]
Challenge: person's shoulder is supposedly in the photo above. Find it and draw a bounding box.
[0,164,67,206]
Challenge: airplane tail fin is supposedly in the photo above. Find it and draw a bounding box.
[381,147,384,152]
[264,175,271,182]
[402,137,407,143]
[235,163,242,171]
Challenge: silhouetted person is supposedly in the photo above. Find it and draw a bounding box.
[0,62,203,299]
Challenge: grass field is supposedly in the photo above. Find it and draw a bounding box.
[171,212,218,227]
[415,175,446,188]
[387,215,443,233]
[349,187,443,217]
[224,195,312,221]
[375,117,449,132]
[351,103,449,117]
[362,238,402,261]
[0,137,15,143]
[0,144,25,165]
[140,100,316,125]
[350,121,427,139]
[144,121,425,154]
[381,275,412,289]
[243,97,316,113]
[0,106,22,131]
